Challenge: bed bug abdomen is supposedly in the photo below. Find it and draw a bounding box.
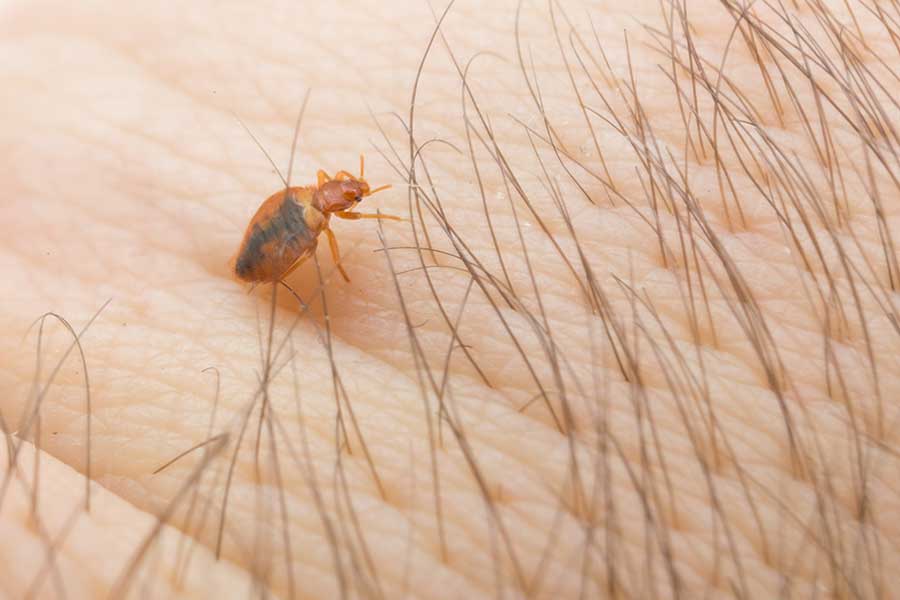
[233,187,324,283]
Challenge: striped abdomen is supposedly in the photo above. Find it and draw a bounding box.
[233,187,324,282]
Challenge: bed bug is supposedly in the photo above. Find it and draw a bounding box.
[233,156,399,285]
[231,97,401,288]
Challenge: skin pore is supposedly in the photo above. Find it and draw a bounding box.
[1,0,899,597]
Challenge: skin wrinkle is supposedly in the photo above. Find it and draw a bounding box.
[0,0,899,598]
[0,443,252,599]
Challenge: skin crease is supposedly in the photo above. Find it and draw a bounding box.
[1,0,899,598]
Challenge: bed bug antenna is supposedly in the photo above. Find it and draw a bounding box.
[368,183,392,196]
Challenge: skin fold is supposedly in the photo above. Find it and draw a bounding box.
[1,0,898,598]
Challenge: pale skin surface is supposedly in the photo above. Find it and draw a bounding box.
[1,0,899,598]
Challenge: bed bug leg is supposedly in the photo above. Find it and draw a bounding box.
[335,210,405,222]
[317,169,331,187]
[279,250,314,281]
[324,226,351,282]
[278,280,308,310]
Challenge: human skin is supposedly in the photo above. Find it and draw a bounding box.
[1,0,899,598]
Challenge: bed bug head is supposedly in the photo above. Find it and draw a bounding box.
[316,177,371,212]
[314,155,391,214]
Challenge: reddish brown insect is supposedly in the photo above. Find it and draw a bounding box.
[233,157,399,284]
[231,98,401,287]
